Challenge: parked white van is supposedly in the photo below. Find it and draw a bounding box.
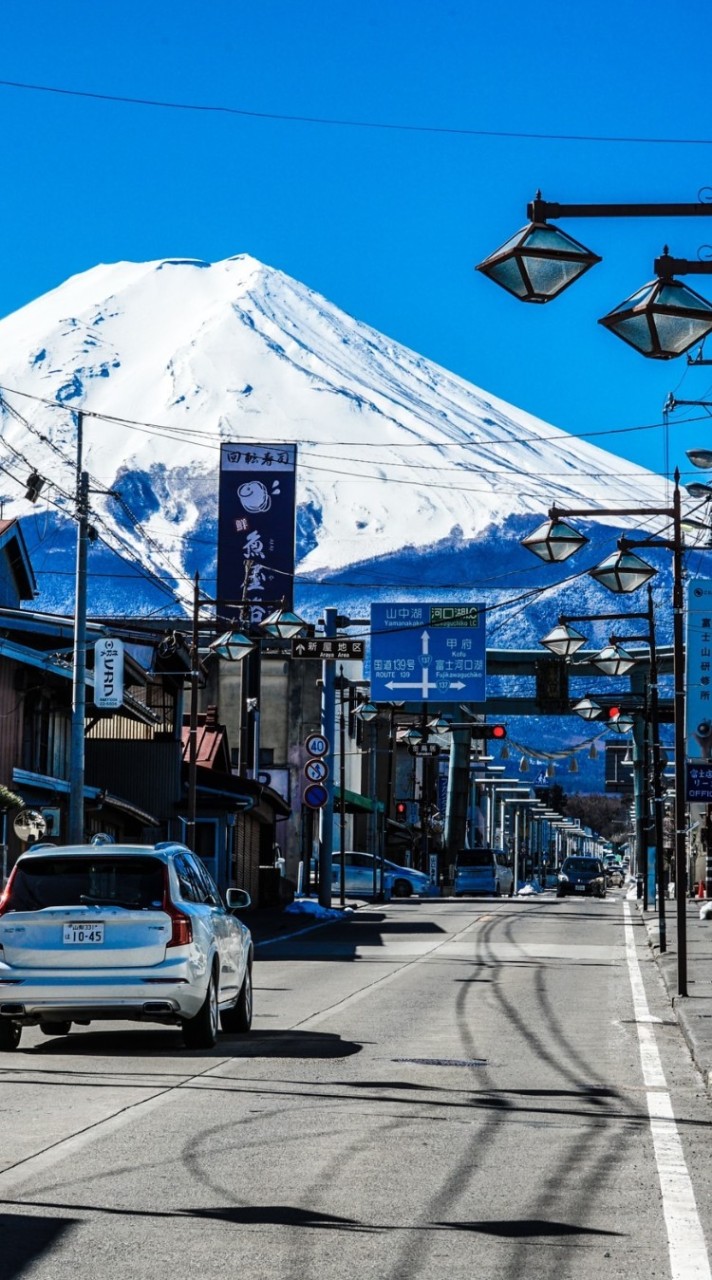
[452,848,514,897]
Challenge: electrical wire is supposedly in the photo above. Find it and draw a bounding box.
[1,382,706,460]
[1,78,711,147]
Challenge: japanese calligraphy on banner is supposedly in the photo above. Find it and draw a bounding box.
[217,444,297,624]
[686,579,712,761]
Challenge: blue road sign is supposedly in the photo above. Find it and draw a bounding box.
[370,603,486,703]
[303,782,329,810]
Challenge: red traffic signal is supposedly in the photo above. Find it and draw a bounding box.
[395,801,408,821]
[473,724,507,739]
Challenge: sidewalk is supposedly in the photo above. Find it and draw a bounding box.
[638,894,712,1093]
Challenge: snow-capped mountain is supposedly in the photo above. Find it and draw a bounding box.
[0,253,673,628]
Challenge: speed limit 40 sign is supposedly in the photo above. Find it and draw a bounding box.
[304,733,330,809]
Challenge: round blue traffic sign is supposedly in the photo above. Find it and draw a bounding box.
[304,758,329,783]
[303,782,329,810]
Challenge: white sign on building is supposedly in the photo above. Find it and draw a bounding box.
[94,637,125,710]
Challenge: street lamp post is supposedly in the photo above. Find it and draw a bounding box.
[476,193,712,359]
[522,474,688,993]
[542,590,666,949]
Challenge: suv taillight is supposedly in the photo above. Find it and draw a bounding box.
[0,866,18,917]
[163,868,193,947]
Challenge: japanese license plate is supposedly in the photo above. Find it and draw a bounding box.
[575,885,586,893]
[63,923,104,944]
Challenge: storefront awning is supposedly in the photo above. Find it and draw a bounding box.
[333,787,384,814]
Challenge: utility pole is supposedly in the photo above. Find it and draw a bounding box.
[186,570,200,852]
[69,412,88,845]
[319,608,337,908]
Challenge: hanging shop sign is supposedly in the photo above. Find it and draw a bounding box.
[217,443,297,626]
[94,637,125,710]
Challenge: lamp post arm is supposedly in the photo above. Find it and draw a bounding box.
[655,254,712,277]
[560,611,648,626]
[550,504,674,521]
[528,197,712,222]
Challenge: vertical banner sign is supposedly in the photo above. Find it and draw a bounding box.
[94,637,124,710]
[217,444,297,625]
[686,580,712,800]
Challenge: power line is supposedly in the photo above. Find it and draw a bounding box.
[1,77,710,147]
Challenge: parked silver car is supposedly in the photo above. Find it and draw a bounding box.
[331,852,433,898]
[0,842,253,1051]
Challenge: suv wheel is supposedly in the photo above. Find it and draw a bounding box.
[220,962,253,1034]
[0,1020,22,1051]
[183,969,219,1049]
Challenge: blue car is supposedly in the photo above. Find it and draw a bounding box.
[331,852,433,898]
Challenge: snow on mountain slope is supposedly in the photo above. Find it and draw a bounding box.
[0,253,670,613]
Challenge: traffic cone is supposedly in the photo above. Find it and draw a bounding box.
[697,880,706,900]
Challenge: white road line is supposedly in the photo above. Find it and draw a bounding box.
[624,902,711,1279]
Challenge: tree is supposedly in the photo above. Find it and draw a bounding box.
[0,786,23,810]
[560,792,629,841]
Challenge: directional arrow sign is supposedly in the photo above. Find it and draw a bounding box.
[370,602,486,704]
[292,637,365,661]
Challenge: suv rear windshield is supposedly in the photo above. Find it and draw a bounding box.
[4,856,165,912]
[456,851,496,868]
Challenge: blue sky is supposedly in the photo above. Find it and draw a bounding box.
[2,0,712,484]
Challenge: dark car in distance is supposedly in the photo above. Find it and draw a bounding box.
[556,856,607,899]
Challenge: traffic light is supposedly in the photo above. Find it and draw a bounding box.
[535,658,569,712]
[472,724,507,740]
[395,800,408,821]
[24,471,45,503]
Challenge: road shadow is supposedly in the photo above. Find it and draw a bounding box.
[0,1213,79,1279]
[21,1027,363,1060]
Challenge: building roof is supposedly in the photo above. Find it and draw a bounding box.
[0,519,37,600]
[181,706,231,771]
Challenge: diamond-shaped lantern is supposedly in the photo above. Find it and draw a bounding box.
[540,622,587,658]
[589,549,657,594]
[572,698,603,721]
[208,630,255,662]
[599,276,712,360]
[521,518,589,563]
[592,643,637,676]
[476,222,601,303]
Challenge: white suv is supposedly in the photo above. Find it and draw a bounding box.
[0,842,253,1051]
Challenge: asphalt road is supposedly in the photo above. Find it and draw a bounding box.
[1,891,711,1280]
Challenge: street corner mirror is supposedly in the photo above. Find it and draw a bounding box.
[226,887,252,911]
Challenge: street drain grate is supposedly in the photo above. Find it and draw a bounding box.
[393,1057,488,1068]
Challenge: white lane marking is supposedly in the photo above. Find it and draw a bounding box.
[0,1088,177,1192]
[293,913,496,1030]
[624,903,711,1279]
